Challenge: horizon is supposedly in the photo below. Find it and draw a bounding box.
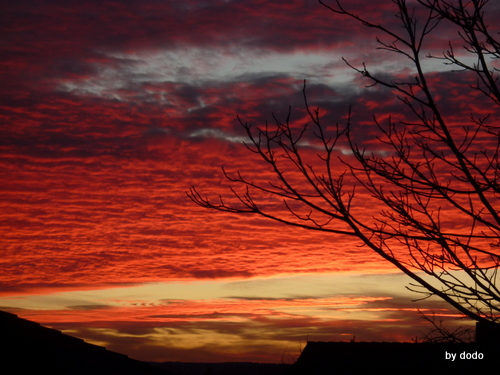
[1,0,496,363]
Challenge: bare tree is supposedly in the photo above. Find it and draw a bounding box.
[414,309,475,343]
[188,0,500,325]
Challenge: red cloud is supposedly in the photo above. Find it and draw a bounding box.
[1,0,496,363]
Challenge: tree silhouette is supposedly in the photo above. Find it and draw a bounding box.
[188,0,500,325]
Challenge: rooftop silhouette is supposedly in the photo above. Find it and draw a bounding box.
[284,340,500,374]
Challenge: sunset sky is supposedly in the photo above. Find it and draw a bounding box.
[2,0,498,363]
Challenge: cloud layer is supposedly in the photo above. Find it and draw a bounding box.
[1,0,498,362]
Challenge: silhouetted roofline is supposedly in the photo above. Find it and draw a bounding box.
[284,340,500,374]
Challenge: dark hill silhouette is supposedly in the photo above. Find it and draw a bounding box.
[0,310,169,375]
[150,361,290,375]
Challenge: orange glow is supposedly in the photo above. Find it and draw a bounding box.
[2,0,497,363]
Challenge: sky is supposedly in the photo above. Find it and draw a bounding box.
[1,0,498,363]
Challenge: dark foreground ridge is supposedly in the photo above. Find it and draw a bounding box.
[0,310,169,375]
[151,361,289,375]
[284,340,500,374]
[4,309,499,375]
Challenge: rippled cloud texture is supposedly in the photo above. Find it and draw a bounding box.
[2,0,496,362]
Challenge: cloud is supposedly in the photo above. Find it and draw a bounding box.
[2,0,497,362]
[5,289,470,362]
